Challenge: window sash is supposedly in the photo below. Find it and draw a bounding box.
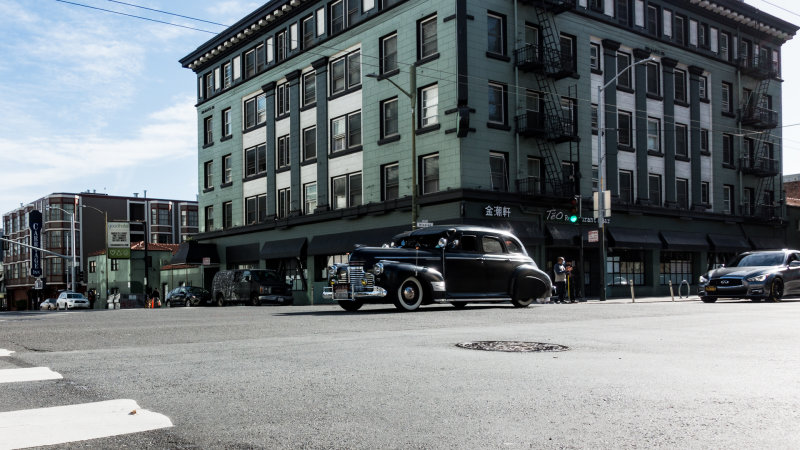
[422,155,439,194]
[381,34,398,73]
[487,13,504,54]
[420,85,438,127]
[382,98,398,137]
[384,164,399,200]
[649,175,662,206]
[489,153,508,192]
[331,58,346,93]
[303,127,317,160]
[420,16,437,58]
[304,183,317,215]
[303,72,316,106]
[488,83,505,124]
[277,136,290,168]
[617,53,632,88]
[647,118,660,152]
[618,112,632,147]
[619,170,634,203]
[675,124,688,157]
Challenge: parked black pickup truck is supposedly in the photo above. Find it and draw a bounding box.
[323,225,552,312]
[211,269,293,306]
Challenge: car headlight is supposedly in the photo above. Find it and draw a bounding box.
[746,274,767,282]
[327,265,338,278]
[699,275,708,284]
[372,263,384,275]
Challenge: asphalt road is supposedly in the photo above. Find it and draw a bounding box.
[2,299,799,449]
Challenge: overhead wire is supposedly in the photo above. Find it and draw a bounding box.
[103,0,231,27]
[53,0,220,34]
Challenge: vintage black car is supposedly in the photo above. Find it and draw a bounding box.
[698,249,800,302]
[322,225,553,311]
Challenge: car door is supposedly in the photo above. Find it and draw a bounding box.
[479,234,513,296]
[783,252,800,294]
[443,233,483,297]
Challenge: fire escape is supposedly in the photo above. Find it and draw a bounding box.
[737,45,780,220]
[514,0,578,198]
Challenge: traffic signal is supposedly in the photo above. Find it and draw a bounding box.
[569,197,579,223]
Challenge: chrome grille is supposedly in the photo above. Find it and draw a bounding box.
[348,264,374,292]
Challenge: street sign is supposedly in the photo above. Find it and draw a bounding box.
[202,257,211,266]
[587,230,599,243]
[29,210,42,277]
[108,222,131,259]
[417,220,433,228]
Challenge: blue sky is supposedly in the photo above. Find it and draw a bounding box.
[0,0,799,217]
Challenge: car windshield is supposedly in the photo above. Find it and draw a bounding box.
[392,234,443,250]
[250,271,278,282]
[730,252,785,267]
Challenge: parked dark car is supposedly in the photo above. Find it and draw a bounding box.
[322,225,553,312]
[211,269,293,306]
[165,286,212,307]
[698,249,800,302]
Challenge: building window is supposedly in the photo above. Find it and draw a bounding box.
[660,252,692,286]
[700,128,709,153]
[649,174,662,206]
[330,111,362,153]
[316,7,325,36]
[418,14,437,60]
[617,0,630,26]
[698,76,707,100]
[617,52,632,89]
[222,154,232,184]
[607,251,645,286]
[647,4,659,36]
[89,260,96,274]
[421,154,439,194]
[647,117,660,153]
[203,116,213,145]
[303,126,317,161]
[489,152,508,192]
[277,135,290,169]
[487,12,505,55]
[304,183,317,215]
[204,205,214,230]
[332,172,362,209]
[419,84,438,128]
[277,188,291,218]
[743,187,754,215]
[245,144,266,177]
[676,178,689,209]
[244,49,256,78]
[721,82,732,113]
[380,33,398,74]
[245,195,267,224]
[719,32,730,61]
[381,97,399,139]
[589,0,603,12]
[698,23,708,48]
[674,69,686,102]
[330,50,361,95]
[302,71,316,106]
[488,82,506,125]
[559,34,576,72]
[590,42,601,71]
[302,15,315,49]
[110,259,119,271]
[646,62,660,96]
[222,108,232,138]
[276,82,290,117]
[619,170,634,204]
[203,161,213,189]
[722,185,733,214]
[382,163,399,201]
[722,134,734,166]
[701,181,710,205]
[205,72,214,97]
[244,94,266,129]
[222,201,232,229]
[618,110,633,147]
[675,123,688,158]
[330,0,344,34]
[591,104,598,134]
[223,62,232,89]
[674,15,686,46]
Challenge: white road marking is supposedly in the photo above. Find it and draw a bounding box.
[0,367,63,384]
[0,399,173,450]
[0,349,15,357]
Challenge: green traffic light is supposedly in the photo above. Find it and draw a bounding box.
[569,215,578,223]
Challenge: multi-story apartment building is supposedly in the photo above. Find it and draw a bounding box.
[1,192,198,308]
[180,0,797,302]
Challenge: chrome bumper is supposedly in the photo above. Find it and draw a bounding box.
[322,285,388,300]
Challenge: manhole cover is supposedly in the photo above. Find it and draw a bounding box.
[456,341,569,353]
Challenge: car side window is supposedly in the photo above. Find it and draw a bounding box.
[482,236,505,254]
[460,235,478,252]
[504,238,523,254]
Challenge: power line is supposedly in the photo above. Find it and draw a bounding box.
[104,0,230,27]
[53,0,219,34]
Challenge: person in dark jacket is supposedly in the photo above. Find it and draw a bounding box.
[554,257,567,303]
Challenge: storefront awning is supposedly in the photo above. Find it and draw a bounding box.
[226,243,260,264]
[307,226,408,256]
[660,231,709,251]
[608,227,662,249]
[169,241,220,265]
[707,233,751,252]
[260,237,307,259]
[749,235,786,250]
[546,223,579,247]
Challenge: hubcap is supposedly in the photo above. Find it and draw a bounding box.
[402,285,416,301]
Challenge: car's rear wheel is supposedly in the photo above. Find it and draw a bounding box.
[511,297,534,308]
[769,278,784,302]
[394,277,423,312]
[338,300,363,312]
[216,295,225,307]
[250,294,261,306]
[700,296,717,303]
[451,302,467,309]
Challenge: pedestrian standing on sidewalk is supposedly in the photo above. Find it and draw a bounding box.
[554,257,567,303]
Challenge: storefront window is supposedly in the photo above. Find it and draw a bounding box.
[607,250,644,286]
[659,251,692,285]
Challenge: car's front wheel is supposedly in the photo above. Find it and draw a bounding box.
[511,297,534,308]
[700,296,717,303]
[338,300,363,312]
[216,295,225,307]
[394,277,424,311]
[250,294,261,306]
[769,278,784,302]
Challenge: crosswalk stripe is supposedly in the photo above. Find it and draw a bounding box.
[0,367,62,384]
[0,349,15,357]
[0,399,174,450]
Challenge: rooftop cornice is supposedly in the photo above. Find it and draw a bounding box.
[686,0,799,41]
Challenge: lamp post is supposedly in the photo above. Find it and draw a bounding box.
[46,205,76,292]
[81,204,108,304]
[366,64,418,229]
[596,56,655,301]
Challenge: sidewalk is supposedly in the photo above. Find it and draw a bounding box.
[543,295,700,304]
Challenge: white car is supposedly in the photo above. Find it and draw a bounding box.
[56,292,90,310]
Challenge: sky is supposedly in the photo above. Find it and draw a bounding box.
[0,0,799,218]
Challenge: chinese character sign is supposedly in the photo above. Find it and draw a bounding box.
[484,205,511,218]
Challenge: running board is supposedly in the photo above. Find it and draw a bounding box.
[434,298,513,303]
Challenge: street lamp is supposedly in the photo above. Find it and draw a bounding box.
[596,56,655,301]
[81,204,108,304]
[366,64,418,229]
[46,205,77,292]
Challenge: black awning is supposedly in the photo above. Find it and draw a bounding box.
[169,241,220,265]
[260,237,307,259]
[707,233,751,252]
[546,223,579,247]
[225,243,260,264]
[749,235,786,250]
[660,231,710,251]
[608,227,662,249]
[308,226,408,256]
